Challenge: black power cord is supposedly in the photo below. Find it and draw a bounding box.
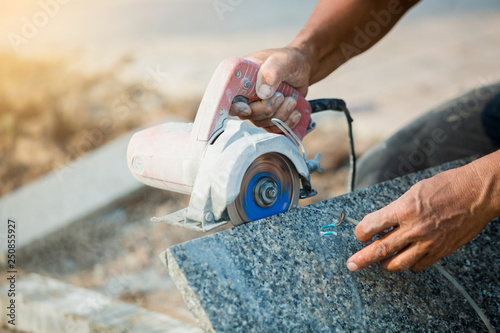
[309,98,356,192]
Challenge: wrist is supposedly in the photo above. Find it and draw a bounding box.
[461,151,500,220]
[289,26,347,84]
[289,28,317,67]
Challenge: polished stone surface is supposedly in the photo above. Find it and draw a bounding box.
[166,158,499,332]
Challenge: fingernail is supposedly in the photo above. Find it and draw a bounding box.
[347,262,359,272]
[274,92,284,105]
[287,99,297,112]
[235,102,251,116]
[259,84,273,99]
[292,111,301,123]
[268,92,284,106]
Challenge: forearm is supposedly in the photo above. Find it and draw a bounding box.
[236,0,419,125]
[289,0,419,84]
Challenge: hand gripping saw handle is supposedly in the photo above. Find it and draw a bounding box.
[192,57,313,143]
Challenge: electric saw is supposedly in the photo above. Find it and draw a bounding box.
[127,57,355,232]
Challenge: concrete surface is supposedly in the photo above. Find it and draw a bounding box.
[0,273,201,333]
[0,132,143,249]
[165,158,499,332]
[0,115,187,250]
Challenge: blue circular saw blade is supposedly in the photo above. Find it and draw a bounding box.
[242,171,291,221]
[227,153,300,225]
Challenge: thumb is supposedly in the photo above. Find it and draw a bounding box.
[255,55,298,100]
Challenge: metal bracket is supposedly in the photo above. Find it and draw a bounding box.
[299,176,317,199]
[152,208,228,232]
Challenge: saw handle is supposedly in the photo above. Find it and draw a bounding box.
[232,61,312,140]
[193,58,312,141]
[240,81,312,140]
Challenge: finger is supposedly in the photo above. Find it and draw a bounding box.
[252,110,302,133]
[410,252,442,272]
[379,243,427,272]
[346,229,408,272]
[355,208,399,243]
[246,92,284,121]
[251,97,297,128]
[229,102,252,117]
[274,97,300,129]
[281,110,302,130]
[256,55,298,99]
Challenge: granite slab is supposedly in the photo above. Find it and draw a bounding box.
[165,158,499,332]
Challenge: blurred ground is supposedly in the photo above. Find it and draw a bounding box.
[0,53,197,196]
[15,188,204,326]
[1,0,500,330]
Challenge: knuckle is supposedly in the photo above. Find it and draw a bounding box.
[405,224,425,240]
[247,103,261,113]
[435,243,453,259]
[264,106,275,117]
[288,97,297,107]
[411,264,426,272]
[262,68,281,85]
[385,266,401,273]
[374,240,390,258]
[391,259,411,272]
[388,200,409,222]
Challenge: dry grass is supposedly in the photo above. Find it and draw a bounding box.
[0,53,198,196]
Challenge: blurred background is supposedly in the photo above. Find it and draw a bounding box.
[1,0,499,329]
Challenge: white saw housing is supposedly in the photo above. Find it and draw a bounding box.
[127,119,310,231]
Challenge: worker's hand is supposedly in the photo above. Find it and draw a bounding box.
[229,46,312,132]
[346,165,493,272]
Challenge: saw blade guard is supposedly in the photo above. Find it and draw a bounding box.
[183,120,310,226]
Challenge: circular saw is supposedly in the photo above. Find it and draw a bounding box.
[127,58,354,232]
